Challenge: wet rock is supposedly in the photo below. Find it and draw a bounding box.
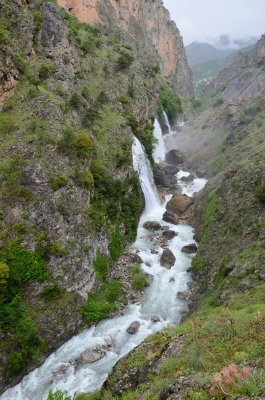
[145,273,154,287]
[145,261,152,267]
[163,211,180,225]
[151,249,159,254]
[77,345,108,364]
[166,192,192,214]
[196,168,207,178]
[165,149,186,166]
[129,253,143,264]
[181,174,194,182]
[169,277,175,282]
[186,267,192,272]
[162,230,177,240]
[181,243,197,253]
[160,249,176,269]
[151,315,160,323]
[177,291,189,300]
[127,321,140,335]
[161,225,170,230]
[143,221,161,232]
[163,165,180,176]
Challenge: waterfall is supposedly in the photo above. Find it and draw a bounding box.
[163,111,171,132]
[132,136,161,213]
[152,119,166,163]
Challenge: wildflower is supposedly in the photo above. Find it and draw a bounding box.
[242,367,250,377]
[228,364,237,374]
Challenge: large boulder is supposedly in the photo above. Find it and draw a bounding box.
[162,230,177,240]
[77,346,108,364]
[165,149,186,166]
[166,192,192,214]
[143,221,161,232]
[127,321,140,334]
[160,249,176,269]
[163,211,180,225]
[181,174,194,183]
[181,243,198,253]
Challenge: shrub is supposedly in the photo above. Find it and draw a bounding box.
[108,226,123,262]
[93,250,109,282]
[83,107,101,127]
[0,262,9,305]
[159,87,182,123]
[128,83,135,98]
[191,97,202,109]
[38,62,54,79]
[41,284,62,300]
[96,91,109,106]
[105,280,122,304]
[7,352,24,376]
[116,52,134,70]
[132,273,146,291]
[76,133,94,150]
[1,156,23,198]
[118,94,129,107]
[81,86,90,100]
[75,390,101,400]
[69,93,82,108]
[49,174,67,191]
[82,295,111,323]
[254,182,265,204]
[74,170,94,188]
[57,129,76,154]
[46,389,71,400]
[90,160,107,181]
[213,97,224,107]
[13,55,27,74]
[33,10,43,32]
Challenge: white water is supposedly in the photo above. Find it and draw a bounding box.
[1,135,206,400]
[177,170,207,197]
[153,119,166,163]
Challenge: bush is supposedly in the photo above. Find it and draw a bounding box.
[83,107,101,127]
[90,160,107,181]
[108,226,123,262]
[49,174,67,191]
[254,182,265,204]
[7,352,24,376]
[74,170,94,188]
[93,250,109,282]
[46,389,71,400]
[1,156,23,198]
[96,91,109,106]
[38,62,54,79]
[57,129,76,154]
[76,133,94,151]
[41,284,62,300]
[213,97,224,107]
[13,55,27,74]
[116,52,134,70]
[69,93,82,108]
[81,85,90,100]
[118,94,129,107]
[191,97,202,109]
[159,87,182,123]
[0,262,9,305]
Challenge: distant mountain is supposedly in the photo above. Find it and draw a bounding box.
[185,42,234,66]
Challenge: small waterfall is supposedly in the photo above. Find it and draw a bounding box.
[132,136,161,213]
[163,111,171,132]
[152,119,166,163]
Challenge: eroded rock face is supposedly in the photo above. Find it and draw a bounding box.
[166,193,192,214]
[56,0,193,95]
[143,221,161,232]
[160,249,176,269]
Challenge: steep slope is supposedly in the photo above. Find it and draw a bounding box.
[204,34,265,101]
[185,41,233,66]
[56,0,194,96]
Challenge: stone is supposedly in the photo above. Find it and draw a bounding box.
[77,346,107,364]
[169,277,175,282]
[127,321,140,334]
[145,261,152,267]
[181,243,197,253]
[180,174,194,182]
[165,149,186,166]
[163,211,180,225]
[162,230,177,240]
[143,221,161,232]
[129,253,143,264]
[166,192,192,214]
[151,315,160,323]
[228,105,237,116]
[161,225,170,230]
[160,249,176,268]
[196,168,207,178]
[177,291,189,300]
[151,249,159,254]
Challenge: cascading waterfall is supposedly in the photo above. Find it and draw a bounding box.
[163,111,171,132]
[152,119,166,163]
[1,132,206,400]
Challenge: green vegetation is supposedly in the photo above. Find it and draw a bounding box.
[213,96,224,107]
[46,390,71,400]
[38,62,55,79]
[49,174,67,191]
[93,250,109,282]
[159,86,182,123]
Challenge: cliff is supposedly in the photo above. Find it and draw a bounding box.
[204,34,265,101]
[57,0,194,97]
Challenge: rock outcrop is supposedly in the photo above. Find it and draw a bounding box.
[166,192,192,214]
[57,0,193,96]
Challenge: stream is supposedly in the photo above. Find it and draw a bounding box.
[1,117,206,400]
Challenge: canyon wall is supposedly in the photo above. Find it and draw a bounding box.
[57,0,194,96]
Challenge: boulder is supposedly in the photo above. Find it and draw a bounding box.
[169,277,175,282]
[129,253,143,264]
[145,261,152,267]
[143,221,161,232]
[177,291,189,300]
[181,174,194,183]
[162,230,177,240]
[166,192,192,214]
[163,211,179,225]
[127,321,140,335]
[77,346,107,364]
[151,315,160,323]
[181,243,197,253]
[160,249,176,269]
[162,165,180,176]
[165,149,186,166]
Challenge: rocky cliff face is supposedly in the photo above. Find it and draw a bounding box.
[204,34,265,101]
[57,0,194,96]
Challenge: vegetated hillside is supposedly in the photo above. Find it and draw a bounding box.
[203,34,265,102]
[80,103,265,399]
[56,0,194,97]
[185,41,234,66]
[0,0,186,389]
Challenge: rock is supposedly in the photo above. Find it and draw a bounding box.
[77,346,107,364]
[162,211,180,225]
[157,186,166,202]
[186,267,192,272]
[181,243,197,253]
[169,277,175,282]
[74,392,85,400]
[127,321,140,334]
[145,261,152,267]
[151,315,160,323]
[151,249,159,254]
[129,253,143,264]
[196,168,207,178]
[161,225,169,230]
[228,105,237,116]
[160,249,176,268]
[145,273,154,287]
[162,230,177,240]
[143,221,161,232]
[166,192,192,214]
[162,165,180,176]
[165,149,186,166]
[177,291,189,300]
[181,174,194,182]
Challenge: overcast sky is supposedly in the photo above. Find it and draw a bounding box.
[163,0,265,46]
